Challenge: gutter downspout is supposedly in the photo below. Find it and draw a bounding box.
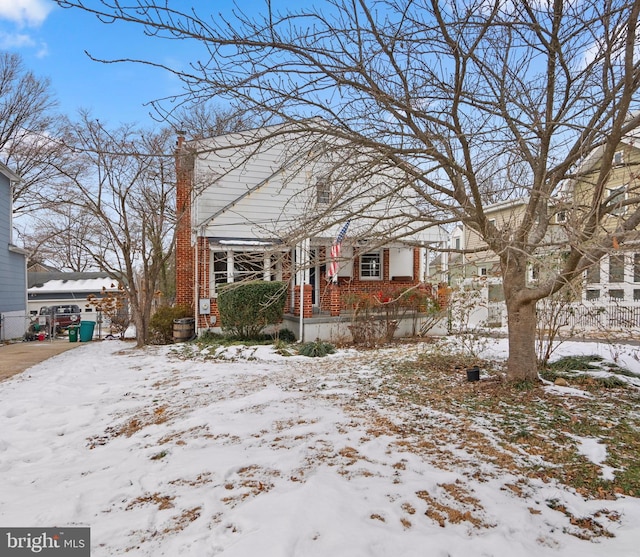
[194,229,199,335]
[299,275,304,342]
[297,242,304,343]
[296,238,311,343]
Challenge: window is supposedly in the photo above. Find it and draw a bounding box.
[607,186,626,216]
[316,181,331,204]
[213,251,228,287]
[360,252,382,279]
[634,254,640,282]
[234,252,264,282]
[609,254,625,283]
[634,289,640,301]
[586,289,600,301]
[609,289,624,300]
[488,284,505,303]
[211,250,276,295]
[478,267,487,277]
[455,238,460,250]
[530,264,540,282]
[555,211,566,223]
[586,260,601,284]
[614,150,624,166]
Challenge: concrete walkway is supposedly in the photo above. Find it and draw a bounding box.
[0,339,83,382]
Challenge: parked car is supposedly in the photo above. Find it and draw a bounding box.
[38,304,82,333]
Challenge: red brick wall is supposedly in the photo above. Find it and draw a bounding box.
[186,240,431,327]
[293,284,313,318]
[175,134,195,309]
[318,246,426,313]
[196,237,212,329]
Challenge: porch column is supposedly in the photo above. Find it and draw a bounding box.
[263,253,271,281]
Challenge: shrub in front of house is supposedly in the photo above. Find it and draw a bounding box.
[150,304,193,344]
[217,281,288,339]
[297,339,336,358]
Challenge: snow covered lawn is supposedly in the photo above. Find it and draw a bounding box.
[1,338,640,556]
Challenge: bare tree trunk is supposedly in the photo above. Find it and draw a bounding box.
[503,263,539,382]
[130,298,146,349]
[505,298,539,382]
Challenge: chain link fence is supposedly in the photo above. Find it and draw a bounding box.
[1,310,116,342]
[0,313,30,341]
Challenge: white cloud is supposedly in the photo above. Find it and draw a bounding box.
[0,0,53,27]
[0,31,35,49]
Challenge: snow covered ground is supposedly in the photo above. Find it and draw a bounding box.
[1,338,640,556]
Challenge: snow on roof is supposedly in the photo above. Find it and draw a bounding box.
[28,277,119,293]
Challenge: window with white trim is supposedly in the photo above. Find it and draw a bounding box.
[609,254,625,283]
[360,251,382,280]
[607,186,626,216]
[316,181,331,205]
[586,260,601,284]
[233,252,266,282]
[211,250,280,296]
[212,251,228,288]
[586,289,600,301]
[614,150,624,166]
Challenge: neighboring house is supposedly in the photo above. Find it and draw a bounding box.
[570,128,640,309]
[440,125,640,331]
[27,272,125,337]
[27,260,59,273]
[176,124,447,341]
[0,162,28,341]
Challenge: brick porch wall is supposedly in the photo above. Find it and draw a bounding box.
[318,247,429,313]
[188,244,435,328]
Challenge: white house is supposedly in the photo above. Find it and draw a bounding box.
[176,123,447,341]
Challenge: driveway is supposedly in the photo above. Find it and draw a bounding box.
[0,339,82,381]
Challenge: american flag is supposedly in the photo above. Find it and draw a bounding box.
[327,220,350,283]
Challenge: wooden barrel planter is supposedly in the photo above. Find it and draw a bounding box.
[173,317,195,343]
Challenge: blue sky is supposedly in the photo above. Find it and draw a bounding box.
[0,0,281,127]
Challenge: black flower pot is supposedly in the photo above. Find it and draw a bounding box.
[466,367,480,382]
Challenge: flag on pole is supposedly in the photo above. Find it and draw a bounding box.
[327,220,350,283]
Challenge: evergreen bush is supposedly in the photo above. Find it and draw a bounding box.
[217,281,287,339]
[297,339,336,357]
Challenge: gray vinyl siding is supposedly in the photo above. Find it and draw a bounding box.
[0,172,27,312]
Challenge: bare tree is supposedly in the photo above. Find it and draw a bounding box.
[20,205,99,272]
[50,111,177,347]
[56,0,640,380]
[168,103,255,141]
[0,53,67,215]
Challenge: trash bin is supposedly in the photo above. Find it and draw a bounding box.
[68,325,79,343]
[79,320,96,342]
[173,317,195,343]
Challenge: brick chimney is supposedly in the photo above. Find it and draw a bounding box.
[175,131,195,308]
